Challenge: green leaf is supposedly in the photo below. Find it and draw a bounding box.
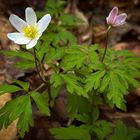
[89,44,99,63]
[17,95,33,137]
[59,30,77,45]
[109,121,140,140]
[61,74,88,98]
[67,94,90,119]
[92,107,99,122]
[60,46,86,70]
[50,73,62,88]
[92,120,113,140]
[100,48,140,109]
[14,80,29,91]
[0,94,33,138]
[45,47,65,63]
[85,70,106,92]
[76,113,91,124]
[36,42,49,61]
[60,13,82,27]
[46,0,66,16]
[0,95,27,128]
[0,50,34,61]
[0,84,22,95]
[50,86,61,108]
[106,71,127,109]
[50,125,91,140]
[31,91,50,116]
[67,94,79,119]
[89,62,105,71]
[99,73,110,92]
[15,61,35,69]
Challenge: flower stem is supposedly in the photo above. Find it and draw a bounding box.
[33,48,52,106]
[101,26,111,63]
[34,48,45,79]
[33,48,47,84]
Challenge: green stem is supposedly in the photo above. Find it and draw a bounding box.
[34,48,45,75]
[47,80,52,106]
[33,48,47,84]
[91,91,99,125]
[33,48,52,106]
[101,26,111,63]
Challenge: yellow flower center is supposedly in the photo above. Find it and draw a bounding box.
[22,25,38,39]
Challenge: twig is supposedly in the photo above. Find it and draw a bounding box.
[34,83,45,91]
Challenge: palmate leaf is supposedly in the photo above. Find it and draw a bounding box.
[46,0,66,16]
[41,32,59,46]
[0,48,35,70]
[120,59,140,78]
[50,125,91,140]
[106,71,127,109]
[0,50,34,61]
[89,44,100,63]
[0,94,33,137]
[92,107,100,122]
[15,60,35,69]
[85,70,106,92]
[76,113,91,124]
[0,95,26,128]
[31,91,50,116]
[92,120,113,140]
[14,80,30,91]
[50,73,62,88]
[114,69,139,88]
[45,47,65,63]
[67,94,90,119]
[67,94,79,119]
[99,73,110,92]
[60,13,82,27]
[0,84,22,95]
[61,74,88,98]
[109,121,140,140]
[60,46,87,70]
[0,91,51,138]
[17,95,33,137]
[59,30,77,45]
[99,48,140,109]
[105,68,140,109]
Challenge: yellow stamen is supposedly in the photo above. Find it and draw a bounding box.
[22,25,38,39]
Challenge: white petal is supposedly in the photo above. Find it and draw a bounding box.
[37,14,51,33]
[26,39,37,49]
[9,14,27,32]
[25,7,37,26]
[7,32,31,44]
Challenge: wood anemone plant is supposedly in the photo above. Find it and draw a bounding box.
[0,1,140,139]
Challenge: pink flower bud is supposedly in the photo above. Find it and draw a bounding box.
[106,7,127,27]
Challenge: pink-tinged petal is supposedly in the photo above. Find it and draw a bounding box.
[106,7,118,25]
[113,13,127,27]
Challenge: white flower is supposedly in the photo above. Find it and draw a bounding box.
[7,7,51,49]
